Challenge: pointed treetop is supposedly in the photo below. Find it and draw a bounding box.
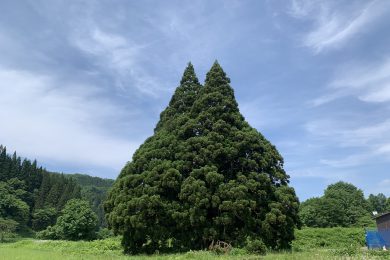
[205,60,231,88]
[171,62,201,106]
[155,62,201,131]
[180,62,199,85]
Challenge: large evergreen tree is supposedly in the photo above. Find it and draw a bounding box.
[105,62,300,254]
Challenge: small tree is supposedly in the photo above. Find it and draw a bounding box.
[38,199,98,240]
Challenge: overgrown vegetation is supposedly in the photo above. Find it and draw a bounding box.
[105,62,300,254]
[0,146,114,240]
[37,199,98,240]
[1,228,390,259]
[291,227,365,251]
[67,174,114,227]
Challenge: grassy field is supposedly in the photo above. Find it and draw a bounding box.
[1,228,390,259]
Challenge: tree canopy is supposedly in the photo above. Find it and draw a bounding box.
[299,182,374,227]
[37,199,98,241]
[105,62,300,254]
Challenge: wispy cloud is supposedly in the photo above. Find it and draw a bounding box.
[311,58,390,105]
[290,0,390,53]
[305,119,390,167]
[70,27,167,97]
[0,68,138,175]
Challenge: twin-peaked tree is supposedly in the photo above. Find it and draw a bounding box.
[105,62,300,254]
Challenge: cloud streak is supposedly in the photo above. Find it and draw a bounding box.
[290,0,390,53]
[305,119,390,167]
[70,27,168,97]
[311,58,390,106]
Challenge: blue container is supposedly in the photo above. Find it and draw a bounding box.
[365,230,390,249]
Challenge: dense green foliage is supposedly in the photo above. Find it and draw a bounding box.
[67,174,114,227]
[299,182,375,227]
[105,62,300,254]
[0,146,114,236]
[37,199,98,240]
[291,227,365,251]
[0,146,82,234]
[31,207,57,231]
[0,178,29,225]
[367,193,390,214]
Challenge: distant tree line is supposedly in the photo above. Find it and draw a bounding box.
[300,181,390,228]
[0,145,114,239]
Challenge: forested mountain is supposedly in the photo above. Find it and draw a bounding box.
[0,145,114,232]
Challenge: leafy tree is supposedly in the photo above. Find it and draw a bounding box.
[56,199,98,240]
[367,193,387,213]
[0,180,29,225]
[299,198,327,227]
[39,199,98,240]
[300,182,372,227]
[105,62,300,254]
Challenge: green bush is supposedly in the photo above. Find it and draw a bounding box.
[245,238,267,255]
[292,227,365,251]
[96,228,114,239]
[36,225,61,240]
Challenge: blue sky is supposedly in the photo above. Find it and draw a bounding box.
[0,0,389,201]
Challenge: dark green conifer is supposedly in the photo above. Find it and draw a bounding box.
[105,62,300,254]
[155,62,201,132]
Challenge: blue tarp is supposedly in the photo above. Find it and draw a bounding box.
[365,230,390,249]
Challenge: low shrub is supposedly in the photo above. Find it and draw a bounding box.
[36,225,61,240]
[96,228,114,240]
[244,238,267,255]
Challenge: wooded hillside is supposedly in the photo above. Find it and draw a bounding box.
[0,145,113,232]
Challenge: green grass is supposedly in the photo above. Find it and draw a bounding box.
[1,228,390,259]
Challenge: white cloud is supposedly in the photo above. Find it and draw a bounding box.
[70,27,167,97]
[0,68,138,172]
[290,0,389,53]
[305,119,390,167]
[311,58,390,106]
